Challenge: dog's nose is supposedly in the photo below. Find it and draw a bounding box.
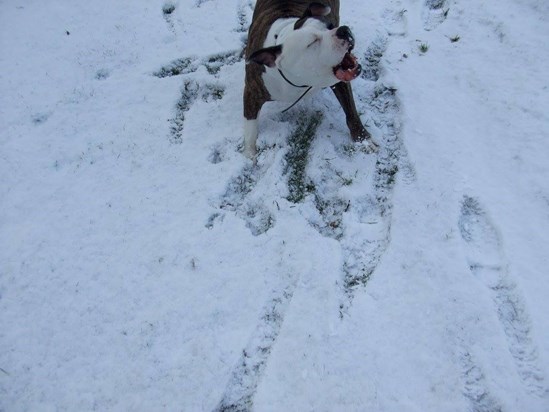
[336,25,354,49]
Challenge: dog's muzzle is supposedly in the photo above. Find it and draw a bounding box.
[336,26,355,49]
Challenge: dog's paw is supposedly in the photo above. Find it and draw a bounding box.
[357,138,380,154]
[352,126,379,153]
[241,146,259,166]
[242,145,257,161]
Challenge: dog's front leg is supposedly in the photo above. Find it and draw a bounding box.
[243,84,266,159]
[331,81,379,152]
[243,118,259,159]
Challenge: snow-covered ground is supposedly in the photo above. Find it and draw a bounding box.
[1,0,548,410]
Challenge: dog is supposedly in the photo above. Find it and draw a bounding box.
[243,0,379,159]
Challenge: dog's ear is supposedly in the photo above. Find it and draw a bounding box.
[294,2,332,29]
[306,2,331,18]
[247,45,283,68]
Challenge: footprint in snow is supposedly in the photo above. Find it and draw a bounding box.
[422,0,449,31]
[162,1,177,35]
[458,195,548,397]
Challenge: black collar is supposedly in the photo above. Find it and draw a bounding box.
[277,69,310,88]
[277,69,313,113]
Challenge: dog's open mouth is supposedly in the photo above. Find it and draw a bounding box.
[333,51,361,82]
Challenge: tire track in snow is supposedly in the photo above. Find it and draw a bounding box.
[210,96,325,412]
[209,4,300,408]
[460,351,504,412]
[459,195,548,398]
[302,85,402,314]
[214,270,299,412]
[301,29,412,314]
[334,3,415,309]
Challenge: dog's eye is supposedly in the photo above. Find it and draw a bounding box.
[327,23,335,30]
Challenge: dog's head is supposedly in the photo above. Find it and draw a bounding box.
[248,2,361,88]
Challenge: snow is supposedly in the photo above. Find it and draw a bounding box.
[1,0,548,410]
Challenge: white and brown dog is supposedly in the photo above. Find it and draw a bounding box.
[243,0,378,158]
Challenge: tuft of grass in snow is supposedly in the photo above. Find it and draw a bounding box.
[335,169,356,186]
[203,83,225,101]
[204,50,242,75]
[313,195,349,240]
[31,112,50,125]
[95,68,110,80]
[244,203,275,236]
[448,34,461,43]
[419,43,430,53]
[170,80,200,143]
[153,57,197,78]
[154,51,242,79]
[377,162,399,187]
[220,164,257,210]
[162,2,176,15]
[285,111,323,203]
[344,267,374,290]
[425,0,446,10]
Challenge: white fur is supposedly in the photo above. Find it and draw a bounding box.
[243,118,259,159]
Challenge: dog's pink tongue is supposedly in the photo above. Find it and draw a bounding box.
[335,52,360,82]
[335,68,359,82]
